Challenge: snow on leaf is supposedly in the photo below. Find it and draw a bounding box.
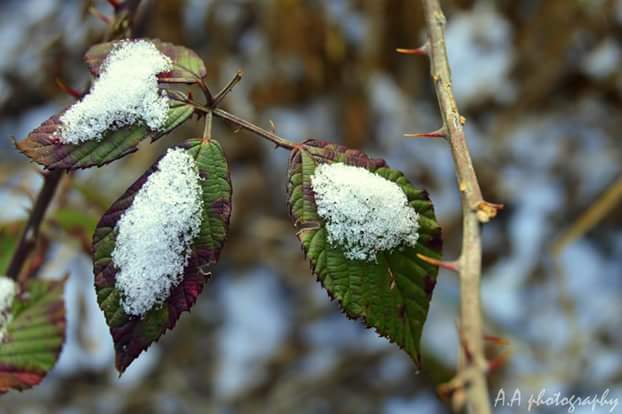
[0,277,66,394]
[16,100,193,170]
[85,39,207,84]
[59,40,172,145]
[287,140,442,367]
[311,162,420,261]
[92,139,232,373]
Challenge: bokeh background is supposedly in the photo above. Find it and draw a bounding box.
[1,0,621,413]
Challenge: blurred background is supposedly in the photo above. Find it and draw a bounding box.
[1,0,621,413]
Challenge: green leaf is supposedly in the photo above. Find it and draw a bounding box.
[92,139,232,373]
[0,278,66,394]
[85,39,207,84]
[16,101,193,170]
[287,140,442,367]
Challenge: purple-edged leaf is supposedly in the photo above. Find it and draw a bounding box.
[85,39,207,84]
[92,139,231,373]
[0,278,66,394]
[287,140,442,367]
[16,101,193,170]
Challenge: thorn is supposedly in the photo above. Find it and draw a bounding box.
[396,42,429,56]
[404,126,447,139]
[107,0,122,8]
[487,350,511,373]
[187,91,193,101]
[484,335,510,346]
[55,78,82,99]
[88,7,112,24]
[475,200,504,223]
[416,253,459,272]
[269,120,277,134]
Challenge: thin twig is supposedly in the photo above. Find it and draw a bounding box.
[212,71,243,108]
[203,110,213,142]
[419,0,494,412]
[210,107,298,150]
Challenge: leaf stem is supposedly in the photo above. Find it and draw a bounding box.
[187,101,297,150]
[212,71,243,108]
[419,0,493,412]
[203,110,213,142]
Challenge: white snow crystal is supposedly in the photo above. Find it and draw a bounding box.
[310,163,420,261]
[112,148,203,316]
[0,276,17,342]
[59,40,172,144]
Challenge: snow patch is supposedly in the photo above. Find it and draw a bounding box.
[310,162,420,261]
[0,276,17,342]
[59,40,172,144]
[112,148,203,316]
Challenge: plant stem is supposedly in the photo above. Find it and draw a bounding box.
[203,110,213,142]
[7,1,144,282]
[204,106,297,150]
[6,170,63,281]
[420,0,493,412]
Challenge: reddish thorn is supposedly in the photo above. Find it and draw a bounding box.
[187,91,193,100]
[107,0,122,8]
[89,7,112,24]
[55,78,82,99]
[416,253,459,272]
[484,335,510,346]
[396,43,429,56]
[488,350,511,373]
[404,127,446,139]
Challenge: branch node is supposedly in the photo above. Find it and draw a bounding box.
[475,201,504,223]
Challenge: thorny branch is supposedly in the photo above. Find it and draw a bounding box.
[6,0,143,282]
[410,0,503,412]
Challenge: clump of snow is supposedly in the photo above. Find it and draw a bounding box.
[310,162,420,261]
[0,276,17,342]
[112,148,203,316]
[58,40,172,144]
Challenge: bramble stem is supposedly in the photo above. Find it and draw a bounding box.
[420,0,493,412]
[187,101,297,150]
[8,1,144,282]
[203,110,213,142]
[212,71,243,107]
[213,108,297,150]
[6,170,63,281]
